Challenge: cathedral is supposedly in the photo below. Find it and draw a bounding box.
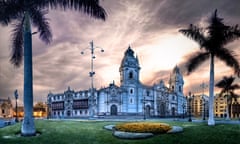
[47,46,186,118]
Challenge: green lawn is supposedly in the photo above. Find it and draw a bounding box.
[0,119,239,144]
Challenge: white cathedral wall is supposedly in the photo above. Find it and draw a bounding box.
[121,92,128,113]
[98,92,106,114]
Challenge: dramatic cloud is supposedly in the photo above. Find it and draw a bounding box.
[1,0,240,105]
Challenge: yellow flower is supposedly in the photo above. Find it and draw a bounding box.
[115,122,172,134]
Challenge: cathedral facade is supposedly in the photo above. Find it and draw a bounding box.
[47,47,186,118]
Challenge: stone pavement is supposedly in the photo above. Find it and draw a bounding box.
[173,117,240,124]
[0,118,16,128]
[46,116,240,125]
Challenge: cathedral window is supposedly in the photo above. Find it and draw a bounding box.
[172,86,174,91]
[130,88,134,95]
[130,98,133,104]
[129,71,133,79]
[179,86,181,92]
[146,91,150,96]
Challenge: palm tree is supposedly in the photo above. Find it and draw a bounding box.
[215,76,240,119]
[179,10,240,126]
[0,0,106,136]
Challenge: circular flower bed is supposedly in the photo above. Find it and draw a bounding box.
[115,122,172,134]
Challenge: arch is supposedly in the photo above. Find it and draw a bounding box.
[145,105,151,117]
[110,105,118,115]
[129,71,133,79]
[67,110,71,117]
[171,107,175,116]
[160,103,166,117]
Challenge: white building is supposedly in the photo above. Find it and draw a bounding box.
[47,46,186,118]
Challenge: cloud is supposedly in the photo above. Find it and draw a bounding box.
[1,0,240,104]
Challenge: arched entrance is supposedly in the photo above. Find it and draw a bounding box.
[67,110,71,117]
[160,103,166,117]
[110,105,117,115]
[171,107,175,116]
[145,105,151,117]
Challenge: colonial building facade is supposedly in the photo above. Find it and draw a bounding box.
[47,47,186,118]
[0,97,13,118]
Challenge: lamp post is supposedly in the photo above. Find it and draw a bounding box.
[202,96,206,120]
[143,95,146,120]
[200,82,207,120]
[182,103,185,119]
[188,92,194,122]
[81,41,104,118]
[14,89,19,122]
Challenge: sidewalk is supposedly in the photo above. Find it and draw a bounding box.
[174,118,240,124]
[0,119,16,128]
[46,116,240,124]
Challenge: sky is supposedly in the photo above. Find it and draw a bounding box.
[1,0,240,105]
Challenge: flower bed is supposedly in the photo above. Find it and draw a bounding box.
[115,122,172,134]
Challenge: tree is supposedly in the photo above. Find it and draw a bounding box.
[215,76,240,119]
[0,0,106,136]
[179,10,240,126]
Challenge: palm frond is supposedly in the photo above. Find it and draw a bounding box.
[186,51,209,74]
[10,18,24,67]
[45,0,107,20]
[229,84,240,91]
[215,48,240,75]
[208,10,240,47]
[179,24,206,48]
[0,0,23,26]
[215,76,234,88]
[209,9,224,24]
[216,75,239,101]
[218,90,227,98]
[30,8,52,44]
[229,91,239,100]
[222,24,240,45]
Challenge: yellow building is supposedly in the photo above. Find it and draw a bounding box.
[0,98,13,118]
[189,94,209,119]
[214,94,227,118]
[214,94,240,118]
[13,102,47,119]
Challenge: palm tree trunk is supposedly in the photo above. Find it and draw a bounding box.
[208,54,215,126]
[21,12,36,136]
[226,95,230,120]
[229,100,232,118]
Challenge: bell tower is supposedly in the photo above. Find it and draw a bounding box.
[119,46,141,87]
[169,65,184,94]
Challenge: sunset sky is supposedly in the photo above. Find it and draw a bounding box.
[1,0,240,105]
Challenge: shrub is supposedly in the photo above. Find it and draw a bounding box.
[115,122,172,134]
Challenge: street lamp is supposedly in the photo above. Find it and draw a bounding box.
[14,89,19,122]
[202,96,206,120]
[200,82,207,120]
[182,103,185,119]
[81,41,104,118]
[188,91,194,122]
[143,95,146,120]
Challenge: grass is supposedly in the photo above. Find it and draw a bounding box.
[0,119,239,144]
